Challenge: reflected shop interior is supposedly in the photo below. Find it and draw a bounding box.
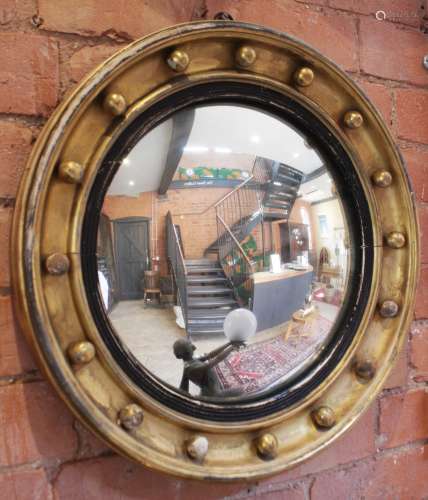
[96,104,351,400]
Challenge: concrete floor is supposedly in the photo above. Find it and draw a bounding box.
[108,299,339,396]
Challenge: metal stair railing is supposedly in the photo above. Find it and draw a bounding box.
[213,175,262,242]
[166,211,188,329]
[216,214,255,308]
[209,157,273,253]
[208,160,269,308]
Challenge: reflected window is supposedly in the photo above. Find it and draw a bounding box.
[318,214,329,238]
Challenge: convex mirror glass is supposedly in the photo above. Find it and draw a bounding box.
[96,104,351,400]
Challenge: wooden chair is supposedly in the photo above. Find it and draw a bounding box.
[143,270,160,303]
[143,288,161,302]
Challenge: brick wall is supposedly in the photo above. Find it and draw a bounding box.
[103,188,308,275]
[1,0,427,498]
[103,187,234,274]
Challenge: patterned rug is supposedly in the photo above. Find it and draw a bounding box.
[214,315,333,394]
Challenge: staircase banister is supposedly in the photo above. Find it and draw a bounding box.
[166,211,187,275]
[213,175,255,208]
[216,214,254,269]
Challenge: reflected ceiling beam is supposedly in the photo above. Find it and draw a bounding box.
[302,165,327,183]
[158,108,195,195]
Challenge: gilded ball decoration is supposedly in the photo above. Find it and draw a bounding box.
[214,11,234,20]
[44,253,70,275]
[67,341,96,365]
[294,67,314,87]
[235,46,257,67]
[186,435,209,462]
[167,49,190,72]
[372,169,392,188]
[354,359,376,382]
[256,433,278,460]
[379,300,399,318]
[311,406,336,429]
[118,404,144,430]
[385,231,406,249]
[58,161,84,184]
[343,110,364,129]
[103,93,127,116]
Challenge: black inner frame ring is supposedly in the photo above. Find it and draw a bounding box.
[82,80,374,422]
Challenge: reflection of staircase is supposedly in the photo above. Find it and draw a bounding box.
[167,160,304,335]
[185,259,239,336]
[204,210,262,256]
[204,162,303,256]
[202,161,303,309]
[263,163,302,220]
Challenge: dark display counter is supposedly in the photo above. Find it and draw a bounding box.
[252,267,313,331]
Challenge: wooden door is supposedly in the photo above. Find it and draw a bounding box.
[114,217,150,300]
[278,222,309,263]
[97,213,117,309]
[279,223,291,262]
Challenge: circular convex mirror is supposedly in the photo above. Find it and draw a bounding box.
[90,103,353,403]
[13,21,419,480]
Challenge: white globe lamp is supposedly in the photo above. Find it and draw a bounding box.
[223,308,257,343]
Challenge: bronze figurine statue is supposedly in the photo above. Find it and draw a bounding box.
[173,338,243,397]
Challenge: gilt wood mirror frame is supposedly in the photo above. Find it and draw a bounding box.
[12,21,419,481]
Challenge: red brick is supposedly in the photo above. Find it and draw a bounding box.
[396,88,428,145]
[415,264,428,319]
[0,295,36,376]
[295,0,327,4]
[39,0,198,39]
[104,188,235,275]
[311,444,428,499]
[206,0,359,71]
[383,338,408,389]
[358,80,392,127]
[54,455,252,500]
[0,468,52,500]
[329,0,423,27]
[0,207,12,288]
[419,203,428,263]
[67,45,123,83]
[0,122,32,199]
[401,147,428,203]
[0,382,77,466]
[73,419,111,459]
[262,406,376,484]
[0,0,34,26]
[410,320,428,381]
[0,33,58,117]
[310,459,375,500]
[248,485,306,500]
[378,388,428,449]
[360,18,428,85]
[180,478,260,500]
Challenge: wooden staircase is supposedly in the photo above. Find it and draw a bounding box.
[185,258,239,336]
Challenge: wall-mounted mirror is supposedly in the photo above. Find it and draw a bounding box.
[13,21,418,480]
